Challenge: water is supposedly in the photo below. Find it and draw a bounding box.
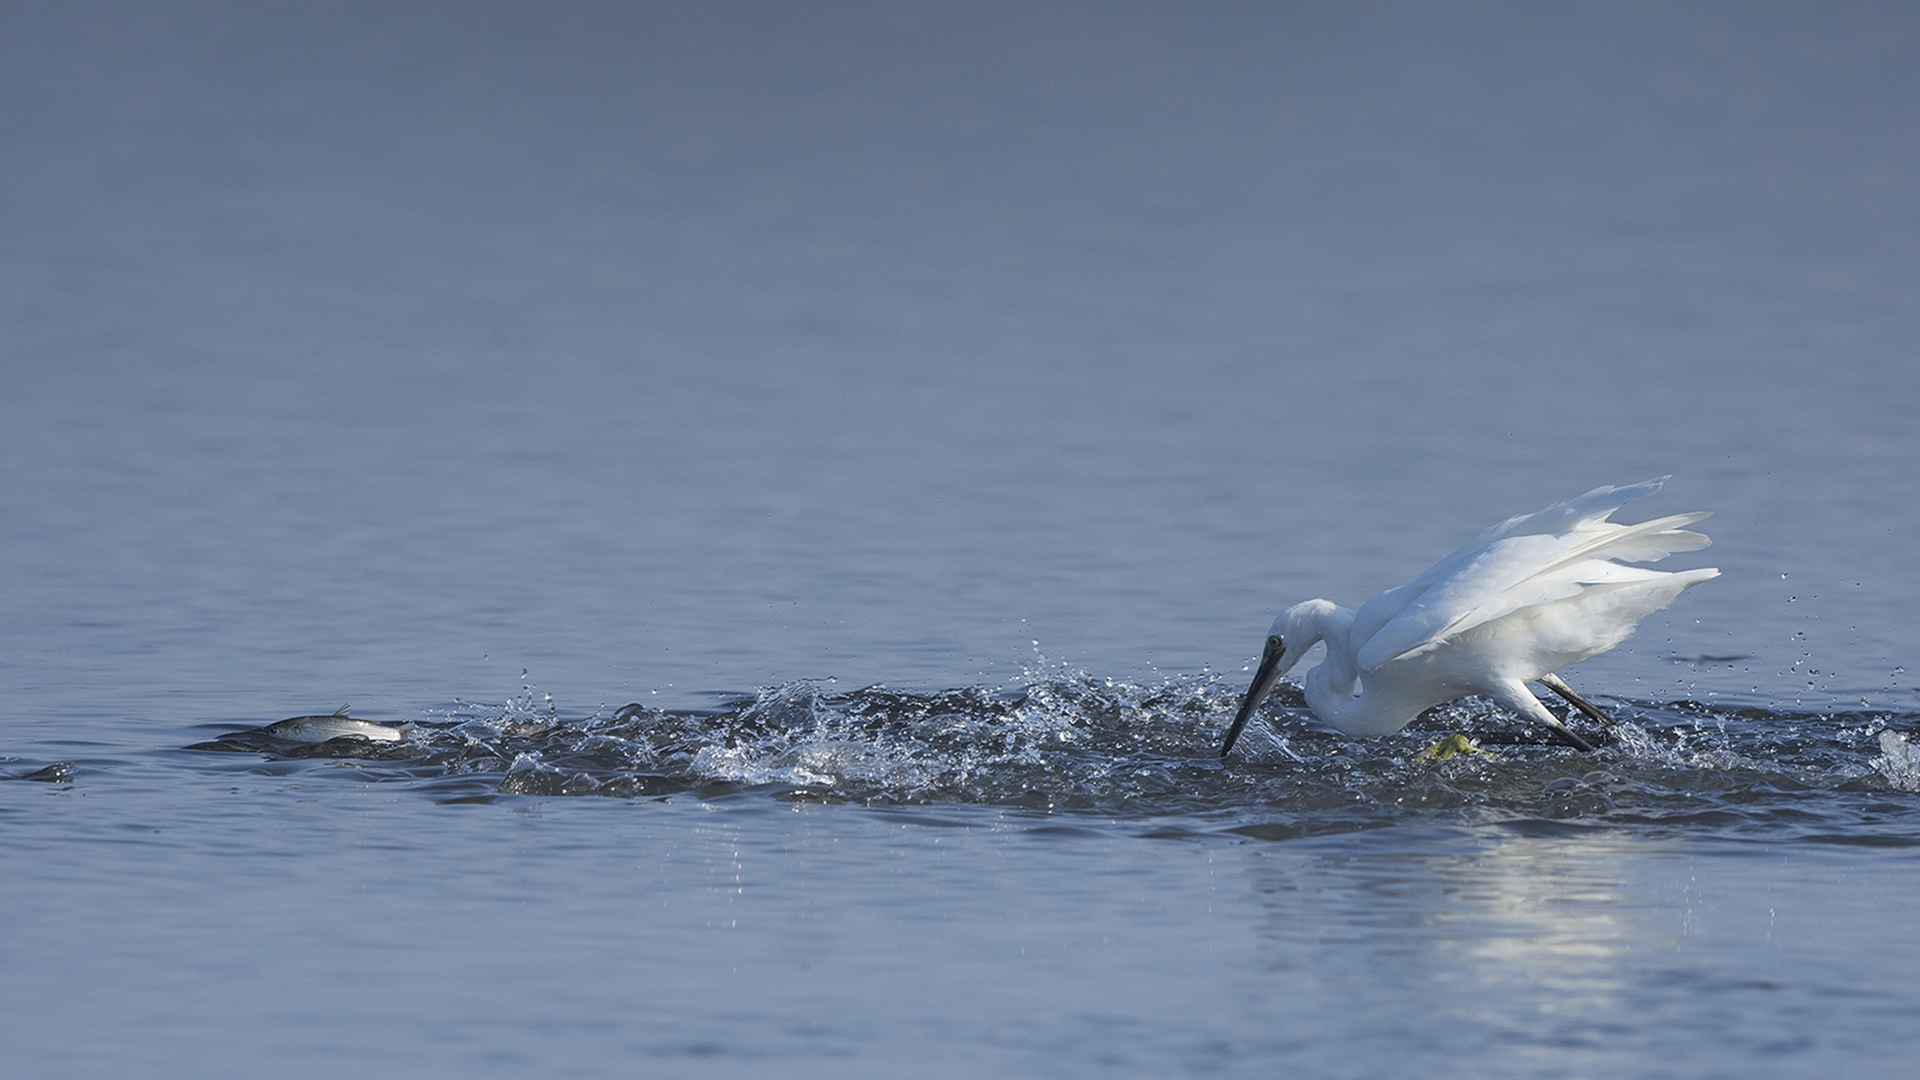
[4,1,1920,1075]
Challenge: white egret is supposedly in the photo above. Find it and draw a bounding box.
[1220,478,1717,757]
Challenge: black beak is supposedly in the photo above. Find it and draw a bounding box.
[1220,636,1284,758]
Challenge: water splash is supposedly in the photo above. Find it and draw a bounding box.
[187,672,1920,838]
[1872,730,1920,792]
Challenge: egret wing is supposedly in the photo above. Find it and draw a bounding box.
[1352,483,1712,671]
[1470,478,1671,544]
[1350,480,1669,651]
[1355,533,1576,670]
[1400,557,1679,645]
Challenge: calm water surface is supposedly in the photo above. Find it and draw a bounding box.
[4,2,1919,1076]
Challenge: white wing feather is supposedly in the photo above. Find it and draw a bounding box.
[1351,479,1713,672]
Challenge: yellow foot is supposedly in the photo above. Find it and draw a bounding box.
[1419,734,1497,762]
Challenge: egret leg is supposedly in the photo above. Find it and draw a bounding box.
[1535,672,1616,727]
[1487,679,1596,752]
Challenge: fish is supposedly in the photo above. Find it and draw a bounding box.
[261,705,411,744]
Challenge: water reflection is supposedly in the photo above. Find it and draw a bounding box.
[1238,829,1681,1060]
[1427,833,1665,1052]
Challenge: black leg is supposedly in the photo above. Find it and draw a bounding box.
[1536,672,1615,730]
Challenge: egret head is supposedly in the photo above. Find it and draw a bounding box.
[1219,601,1331,757]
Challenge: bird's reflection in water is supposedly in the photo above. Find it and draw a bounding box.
[1235,829,1681,1059]
[1424,834,1645,1024]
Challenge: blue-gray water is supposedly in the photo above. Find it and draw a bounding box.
[4,2,1919,1076]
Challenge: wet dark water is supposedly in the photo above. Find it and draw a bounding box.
[5,2,1920,1076]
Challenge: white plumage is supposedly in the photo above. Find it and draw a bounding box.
[1220,478,1718,756]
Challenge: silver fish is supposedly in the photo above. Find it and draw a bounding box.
[262,706,410,744]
